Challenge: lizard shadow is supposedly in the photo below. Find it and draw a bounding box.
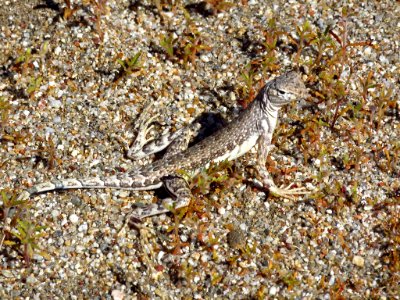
[183,111,228,147]
[159,110,228,192]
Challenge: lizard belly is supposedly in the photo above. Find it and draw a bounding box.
[213,134,259,163]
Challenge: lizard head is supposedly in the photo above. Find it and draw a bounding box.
[264,71,309,108]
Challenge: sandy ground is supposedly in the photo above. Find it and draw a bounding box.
[0,0,399,299]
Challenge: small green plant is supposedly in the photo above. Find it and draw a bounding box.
[62,0,109,41]
[0,190,28,240]
[0,97,11,128]
[299,16,371,129]
[292,20,318,65]
[37,137,60,170]
[371,83,394,130]
[357,70,377,104]
[260,18,283,72]
[15,48,32,65]
[117,51,142,74]
[160,33,177,58]
[0,190,50,266]
[184,159,237,195]
[181,34,211,66]
[113,51,143,84]
[237,18,284,107]
[8,219,49,265]
[280,271,300,291]
[163,160,241,253]
[210,270,223,285]
[159,30,210,67]
[14,48,32,74]
[62,0,79,20]
[239,63,258,108]
[26,76,43,98]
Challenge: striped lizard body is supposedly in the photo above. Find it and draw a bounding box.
[18,71,309,222]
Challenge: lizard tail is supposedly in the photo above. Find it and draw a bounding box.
[18,176,162,199]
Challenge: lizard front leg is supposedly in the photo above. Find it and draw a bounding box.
[257,135,309,199]
[129,176,192,222]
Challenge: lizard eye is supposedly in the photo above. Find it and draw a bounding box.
[278,90,286,95]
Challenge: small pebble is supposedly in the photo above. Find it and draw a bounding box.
[49,99,62,108]
[78,223,88,232]
[227,228,246,250]
[51,210,60,218]
[269,286,277,296]
[69,214,79,224]
[353,255,365,267]
[54,46,61,55]
[111,290,125,300]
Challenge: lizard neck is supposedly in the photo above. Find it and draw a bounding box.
[259,86,281,117]
[256,93,280,135]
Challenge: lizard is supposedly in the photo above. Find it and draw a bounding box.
[16,71,310,222]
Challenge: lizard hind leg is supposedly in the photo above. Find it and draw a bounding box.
[129,176,192,222]
[129,116,201,160]
[127,104,161,159]
[127,100,200,160]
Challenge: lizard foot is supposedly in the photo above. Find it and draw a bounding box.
[128,109,161,159]
[267,183,310,200]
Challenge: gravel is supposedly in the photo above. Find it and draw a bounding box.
[0,0,399,299]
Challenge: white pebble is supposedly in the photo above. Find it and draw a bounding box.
[26,275,37,284]
[49,98,62,108]
[379,55,389,64]
[269,286,277,295]
[69,214,79,223]
[314,158,321,167]
[201,254,209,262]
[45,127,55,134]
[191,252,200,261]
[353,255,365,267]
[78,223,88,232]
[111,290,125,300]
[200,54,210,62]
[54,46,61,55]
[157,251,165,262]
[71,149,79,157]
[117,190,130,198]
